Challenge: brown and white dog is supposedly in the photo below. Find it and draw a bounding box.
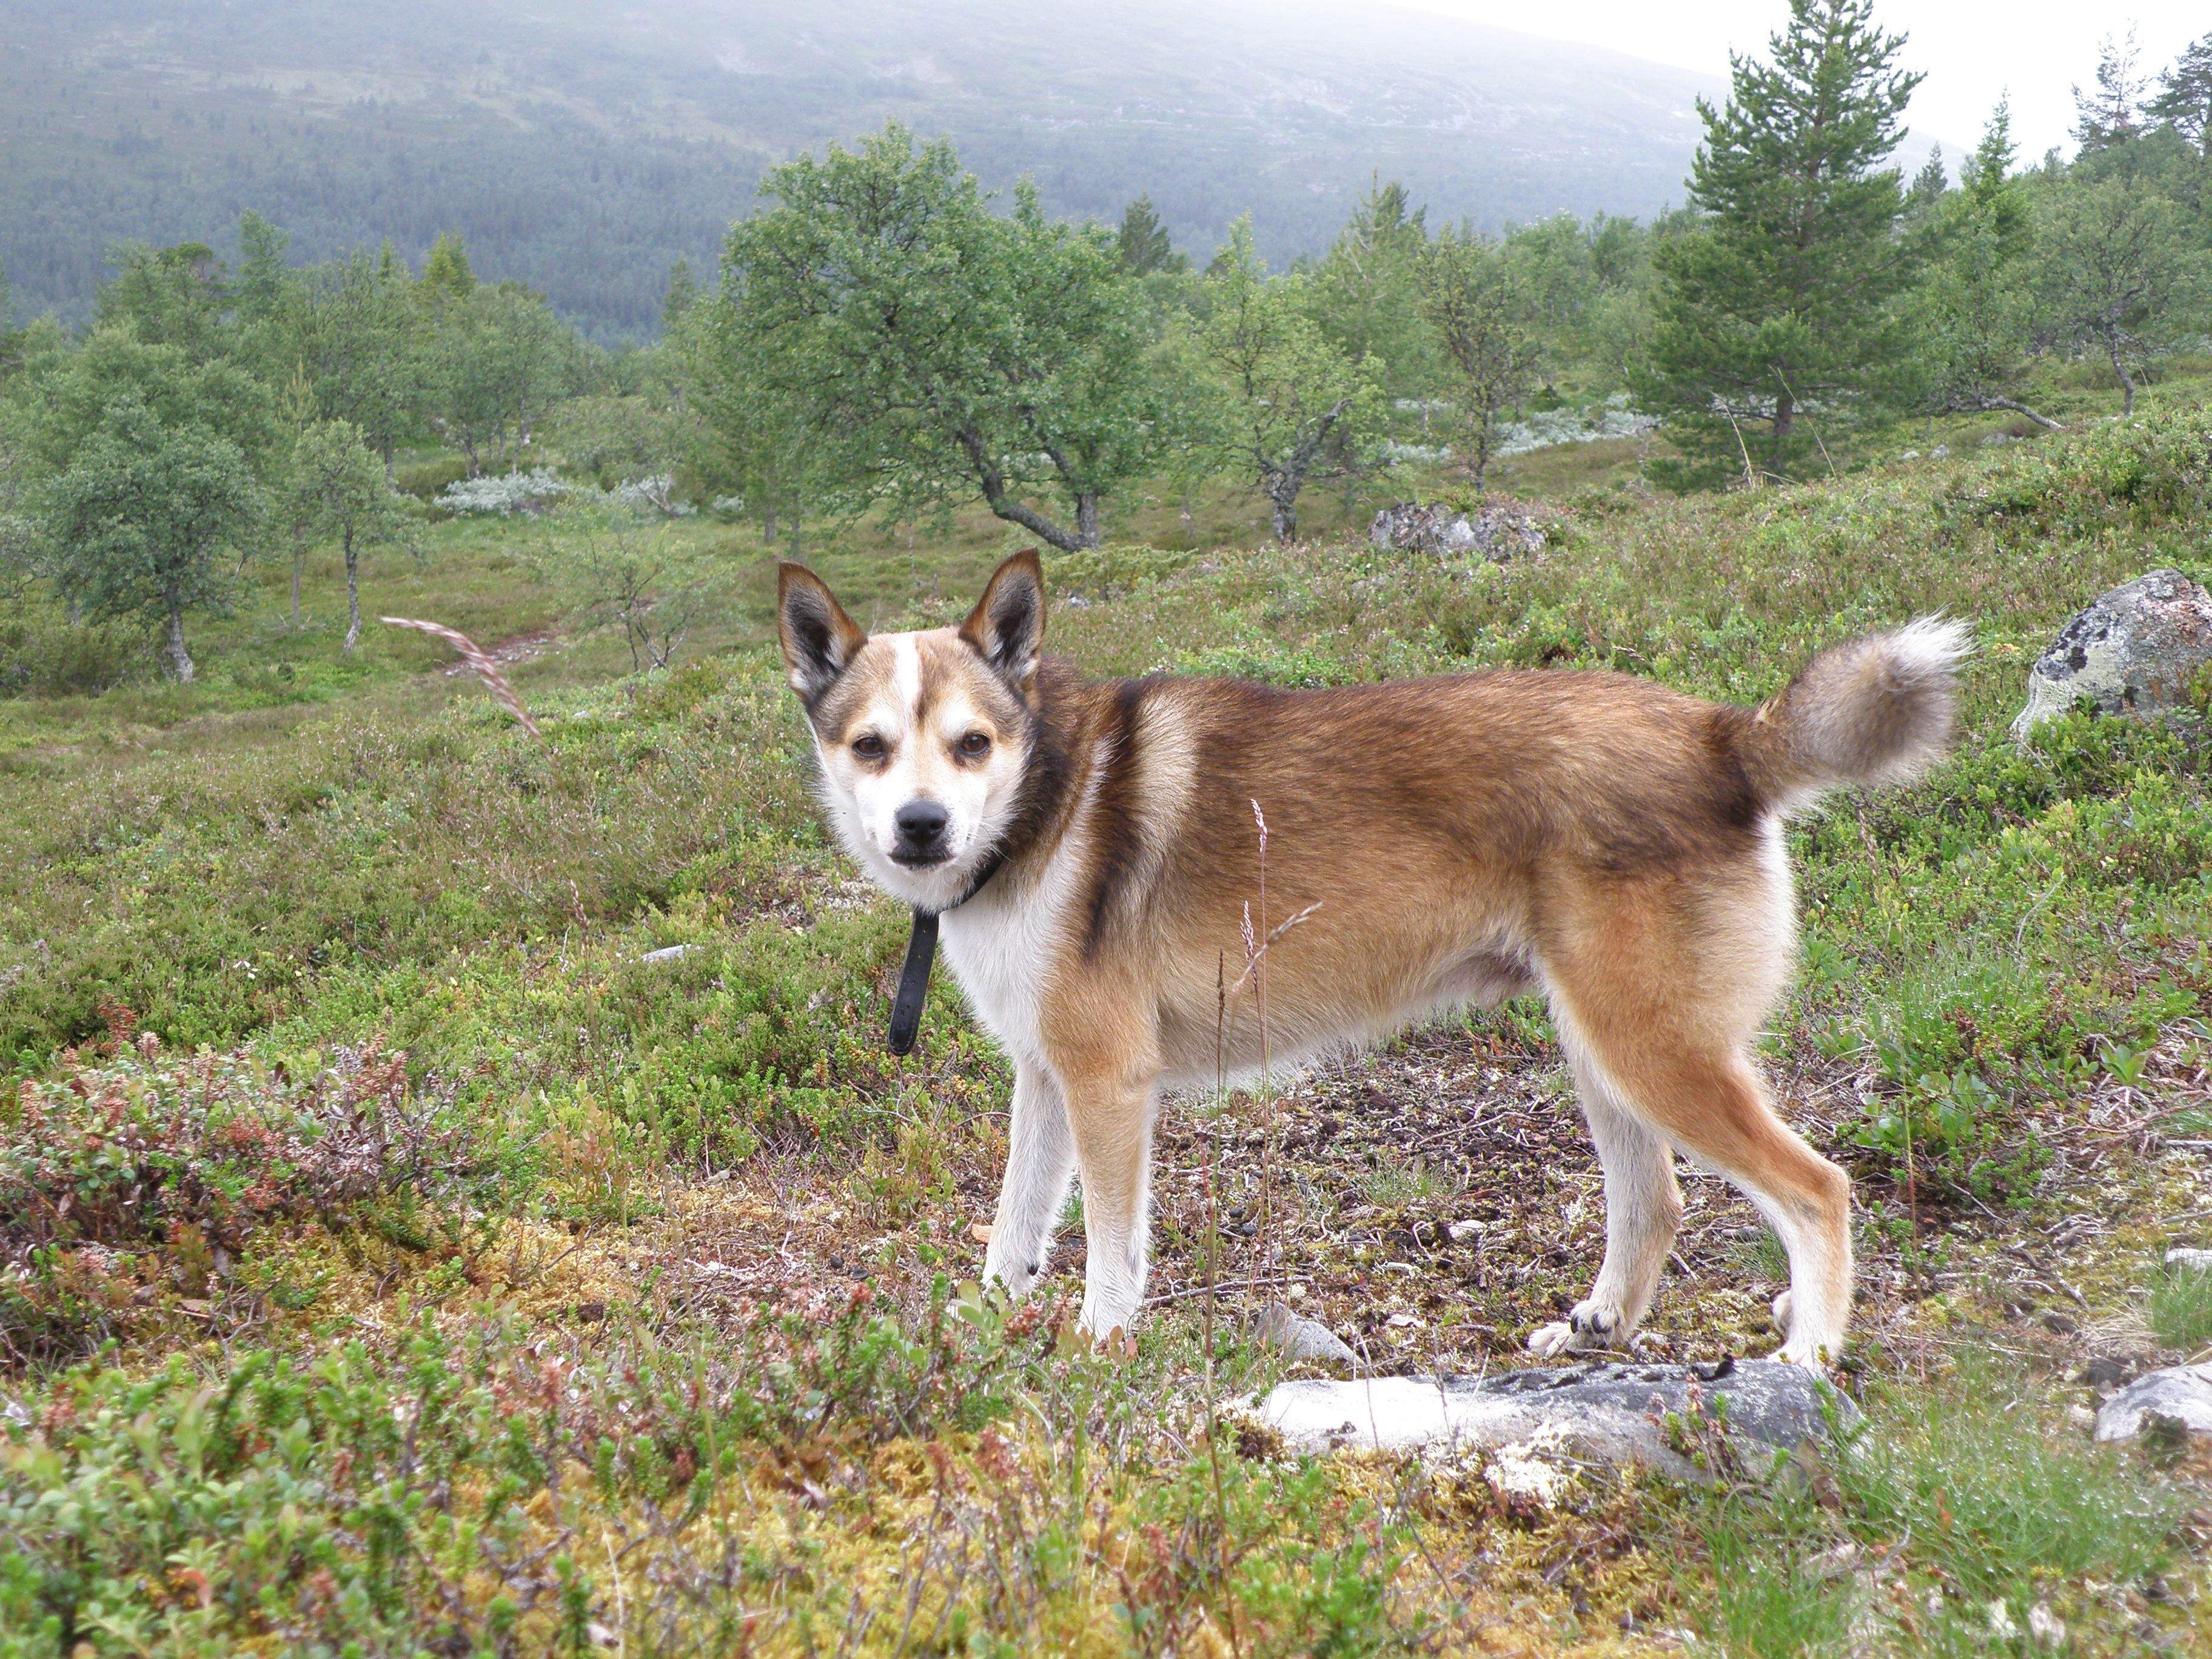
[778,549,1967,1366]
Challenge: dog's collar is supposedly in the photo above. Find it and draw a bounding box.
[886,848,1005,1055]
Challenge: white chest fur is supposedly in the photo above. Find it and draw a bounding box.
[938,830,1086,1070]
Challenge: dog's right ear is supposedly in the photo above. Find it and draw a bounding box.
[777,563,867,704]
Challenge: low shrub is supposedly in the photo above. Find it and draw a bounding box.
[1,1015,511,1363]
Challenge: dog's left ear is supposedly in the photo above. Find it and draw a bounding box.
[960,548,1046,695]
[778,562,868,704]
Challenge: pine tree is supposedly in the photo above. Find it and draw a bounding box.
[2151,34,2212,155]
[662,256,699,332]
[1116,195,1182,276]
[420,232,476,306]
[2073,31,2147,152]
[1634,0,1923,488]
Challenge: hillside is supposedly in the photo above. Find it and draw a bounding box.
[0,0,1737,340]
[2,377,2210,1651]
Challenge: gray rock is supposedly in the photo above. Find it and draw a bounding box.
[640,943,695,964]
[2013,569,2212,740]
[2166,1247,2212,1273]
[2094,1364,2212,1443]
[1255,1301,1359,1366]
[1255,1357,1854,1481]
[1367,501,1546,560]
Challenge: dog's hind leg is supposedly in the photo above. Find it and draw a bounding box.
[1528,1021,1682,1358]
[1541,871,1852,1367]
[983,1062,1076,1302]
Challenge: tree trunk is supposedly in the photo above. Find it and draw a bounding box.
[1074,491,1102,549]
[1979,396,2065,432]
[2106,333,2137,417]
[382,444,397,487]
[762,501,778,543]
[957,428,1083,552]
[463,438,482,479]
[1772,385,1797,444]
[343,535,362,655]
[165,608,195,683]
[1269,475,1300,544]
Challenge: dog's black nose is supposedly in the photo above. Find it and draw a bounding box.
[894,799,950,849]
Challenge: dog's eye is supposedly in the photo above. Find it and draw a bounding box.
[957,731,992,760]
[851,733,887,762]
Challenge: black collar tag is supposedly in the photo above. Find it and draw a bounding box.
[885,849,1005,1056]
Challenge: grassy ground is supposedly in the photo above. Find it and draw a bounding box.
[2,381,2211,1656]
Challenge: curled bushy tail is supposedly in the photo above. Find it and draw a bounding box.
[1735,618,1972,810]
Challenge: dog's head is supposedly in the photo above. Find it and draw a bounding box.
[777,549,1046,910]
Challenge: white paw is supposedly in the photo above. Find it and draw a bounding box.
[1526,1301,1624,1358]
[1526,1321,1578,1358]
[1077,1289,1140,1348]
[982,1247,1043,1302]
[1771,1289,1794,1332]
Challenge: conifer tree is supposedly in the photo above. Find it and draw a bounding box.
[1116,195,1182,276]
[1634,0,1923,488]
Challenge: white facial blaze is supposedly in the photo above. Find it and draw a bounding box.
[813,630,1030,911]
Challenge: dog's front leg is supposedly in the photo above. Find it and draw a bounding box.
[982,1062,1075,1301]
[1061,1062,1159,1345]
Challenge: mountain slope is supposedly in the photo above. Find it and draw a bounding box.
[1,0,1728,340]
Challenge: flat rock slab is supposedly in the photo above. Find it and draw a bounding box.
[1255,1358,1854,1481]
[2095,1365,2212,1444]
[2013,568,2212,740]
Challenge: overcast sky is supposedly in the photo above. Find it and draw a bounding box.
[1387,1,2207,163]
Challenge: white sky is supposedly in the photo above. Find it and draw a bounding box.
[1382,1,2208,163]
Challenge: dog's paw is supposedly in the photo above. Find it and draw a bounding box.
[1771,1289,1794,1333]
[1526,1321,1579,1358]
[1526,1302,1623,1358]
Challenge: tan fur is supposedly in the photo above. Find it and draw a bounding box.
[779,554,1968,1365]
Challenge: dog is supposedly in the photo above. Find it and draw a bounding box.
[777,548,1966,1365]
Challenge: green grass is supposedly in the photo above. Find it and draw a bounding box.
[2148,1262,2212,1355]
[3,389,2211,1656]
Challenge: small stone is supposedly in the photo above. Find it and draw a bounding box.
[1255,1301,1359,1366]
[2166,1247,2212,1273]
[2067,1404,2097,1432]
[1447,1219,1489,1242]
[2013,569,2212,740]
[1986,1601,2017,1640]
[640,943,694,964]
[2094,1364,2212,1443]
[2028,1604,2067,1647]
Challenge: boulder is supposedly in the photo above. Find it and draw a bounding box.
[2013,569,2212,740]
[1368,501,1547,560]
[2166,1247,2212,1273]
[1255,1301,1359,1366]
[2094,1364,2212,1444]
[1253,1357,1853,1480]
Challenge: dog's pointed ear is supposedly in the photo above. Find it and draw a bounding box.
[960,549,1046,694]
[778,562,866,703]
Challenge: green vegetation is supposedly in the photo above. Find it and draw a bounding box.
[2,5,2211,1654]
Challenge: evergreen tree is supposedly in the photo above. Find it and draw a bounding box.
[662,256,699,332]
[420,232,477,306]
[1917,102,2058,429]
[2151,34,2212,155]
[1116,195,1182,276]
[2073,31,2148,153]
[1634,0,1923,488]
[233,212,291,326]
[1309,178,1434,397]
